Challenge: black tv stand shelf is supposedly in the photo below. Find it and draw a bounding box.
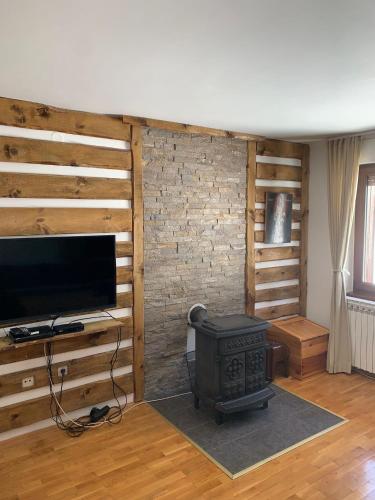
[0,319,124,353]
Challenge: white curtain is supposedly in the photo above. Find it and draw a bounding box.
[327,136,362,373]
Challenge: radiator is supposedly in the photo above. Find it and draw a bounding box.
[348,299,375,373]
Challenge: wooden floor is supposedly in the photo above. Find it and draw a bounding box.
[1,372,375,500]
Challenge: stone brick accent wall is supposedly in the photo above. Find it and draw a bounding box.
[143,128,248,398]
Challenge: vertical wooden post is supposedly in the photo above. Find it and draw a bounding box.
[299,144,310,316]
[246,141,257,315]
[130,125,145,401]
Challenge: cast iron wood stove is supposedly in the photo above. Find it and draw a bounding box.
[190,306,274,424]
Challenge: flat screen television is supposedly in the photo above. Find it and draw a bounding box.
[0,235,117,325]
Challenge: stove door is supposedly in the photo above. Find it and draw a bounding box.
[245,347,266,394]
[221,353,246,400]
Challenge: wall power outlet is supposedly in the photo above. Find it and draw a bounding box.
[58,366,68,378]
[22,376,34,389]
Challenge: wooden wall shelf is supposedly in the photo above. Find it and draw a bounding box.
[0,319,124,354]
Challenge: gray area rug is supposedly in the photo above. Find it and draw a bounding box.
[150,384,346,478]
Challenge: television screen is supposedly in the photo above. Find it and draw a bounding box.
[0,235,116,324]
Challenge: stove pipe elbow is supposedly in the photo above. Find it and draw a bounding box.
[188,303,208,326]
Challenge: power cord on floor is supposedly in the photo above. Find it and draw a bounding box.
[122,391,193,416]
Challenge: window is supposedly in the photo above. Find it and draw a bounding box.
[353,164,375,300]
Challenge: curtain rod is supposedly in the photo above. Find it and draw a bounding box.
[329,129,375,141]
[287,129,375,143]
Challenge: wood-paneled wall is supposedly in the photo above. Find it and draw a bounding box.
[0,97,144,436]
[246,139,309,320]
[0,96,308,437]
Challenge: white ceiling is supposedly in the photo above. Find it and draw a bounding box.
[1,0,375,139]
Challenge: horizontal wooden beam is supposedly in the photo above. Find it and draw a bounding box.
[257,139,306,159]
[256,186,301,204]
[0,348,133,398]
[255,265,300,284]
[255,285,300,302]
[255,302,300,320]
[0,136,131,170]
[0,374,134,432]
[117,292,133,309]
[123,115,263,141]
[116,241,133,258]
[0,97,131,141]
[256,163,302,181]
[255,229,301,243]
[116,266,133,285]
[0,207,132,236]
[0,172,132,200]
[255,246,300,262]
[255,209,301,223]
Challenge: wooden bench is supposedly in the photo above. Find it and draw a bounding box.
[267,316,329,379]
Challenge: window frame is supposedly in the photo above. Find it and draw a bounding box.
[352,164,375,301]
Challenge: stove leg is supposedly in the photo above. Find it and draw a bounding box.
[215,411,224,425]
[194,395,200,409]
[262,401,269,409]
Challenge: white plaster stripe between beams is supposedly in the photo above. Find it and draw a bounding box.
[0,308,132,338]
[0,394,133,442]
[0,198,131,209]
[117,284,132,293]
[118,257,133,267]
[255,222,300,230]
[117,257,131,267]
[0,339,133,375]
[255,279,299,290]
[0,125,130,150]
[116,232,132,242]
[0,162,131,179]
[0,365,133,407]
[256,179,301,188]
[255,297,299,310]
[256,155,301,167]
[255,241,300,249]
[255,258,300,269]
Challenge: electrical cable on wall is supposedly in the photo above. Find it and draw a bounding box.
[45,311,128,438]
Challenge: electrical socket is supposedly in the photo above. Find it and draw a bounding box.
[22,376,34,389]
[58,365,68,378]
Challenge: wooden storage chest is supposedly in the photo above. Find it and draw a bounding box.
[266,316,329,379]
